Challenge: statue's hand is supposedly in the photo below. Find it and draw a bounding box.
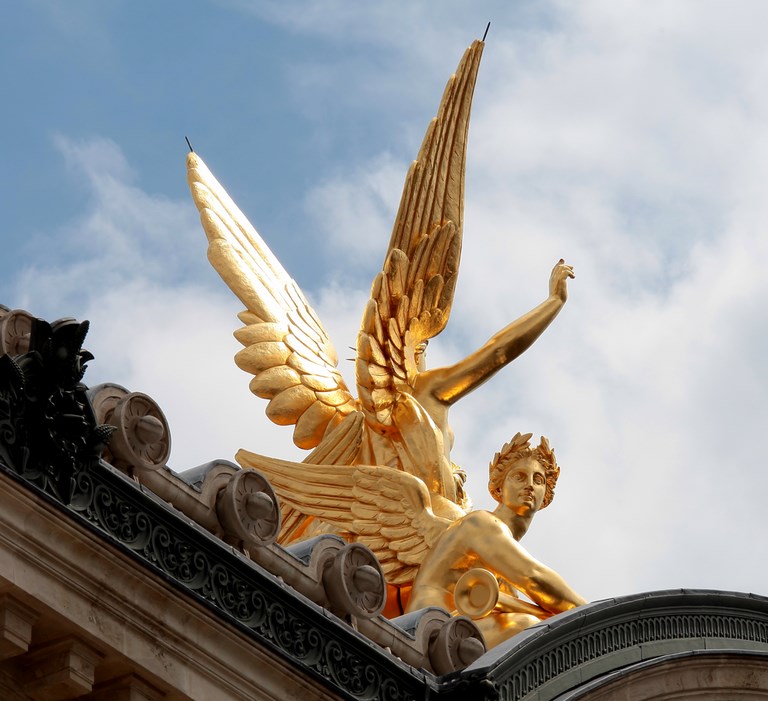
[548,259,574,303]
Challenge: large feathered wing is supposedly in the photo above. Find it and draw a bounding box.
[188,153,359,449]
[244,450,456,584]
[356,39,484,427]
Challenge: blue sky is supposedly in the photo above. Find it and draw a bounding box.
[3,1,768,608]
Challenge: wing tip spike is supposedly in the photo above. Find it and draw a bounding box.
[186,150,204,173]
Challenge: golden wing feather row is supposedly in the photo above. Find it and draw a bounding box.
[389,40,483,258]
[355,41,483,429]
[249,450,450,583]
[356,225,459,422]
[188,153,359,449]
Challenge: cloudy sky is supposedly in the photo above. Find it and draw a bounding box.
[3,1,767,606]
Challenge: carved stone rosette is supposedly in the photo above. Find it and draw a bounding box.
[216,468,281,547]
[88,383,171,474]
[0,307,34,357]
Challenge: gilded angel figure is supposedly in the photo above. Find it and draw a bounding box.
[187,37,579,630]
[255,432,586,647]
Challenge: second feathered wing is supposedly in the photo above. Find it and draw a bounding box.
[241,448,456,584]
[188,153,360,450]
[356,39,484,428]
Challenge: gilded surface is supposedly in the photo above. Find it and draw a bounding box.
[188,37,584,647]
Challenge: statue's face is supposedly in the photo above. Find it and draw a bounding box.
[501,456,546,516]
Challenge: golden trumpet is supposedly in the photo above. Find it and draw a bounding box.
[454,568,549,620]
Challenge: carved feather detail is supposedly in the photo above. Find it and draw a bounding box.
[188,153,359,449]
[246,453,457,584]
[355,41,484,430]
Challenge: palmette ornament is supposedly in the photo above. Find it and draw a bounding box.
[188,37,582,646]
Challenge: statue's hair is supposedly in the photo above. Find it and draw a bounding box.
[488,432,560,509]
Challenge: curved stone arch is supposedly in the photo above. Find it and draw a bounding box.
[450,590,768,701]
[558,650,768,700]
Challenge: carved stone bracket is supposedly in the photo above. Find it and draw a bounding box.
[0,593,39,661]
[323,542,386,620]
[18,636,103,701]
[216,468,281,547]
[385,607,485,675]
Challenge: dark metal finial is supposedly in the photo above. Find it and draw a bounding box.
[482,22,491,42]
[185,136,194,153]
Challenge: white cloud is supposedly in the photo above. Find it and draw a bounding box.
[17,135,204,316]
[11,0,768,610]
[294,1,768,600]
[305,153,405,273]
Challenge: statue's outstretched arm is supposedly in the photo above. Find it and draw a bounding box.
[417,260,574,405]
[462,511,585,614]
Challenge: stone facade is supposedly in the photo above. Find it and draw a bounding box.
[1,305,767,701]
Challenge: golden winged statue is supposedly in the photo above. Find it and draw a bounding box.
[187,38,581,641]
[250,431,586,647]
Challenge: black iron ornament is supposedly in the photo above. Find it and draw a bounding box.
[0,353,28,476]
[0,313,114,502]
